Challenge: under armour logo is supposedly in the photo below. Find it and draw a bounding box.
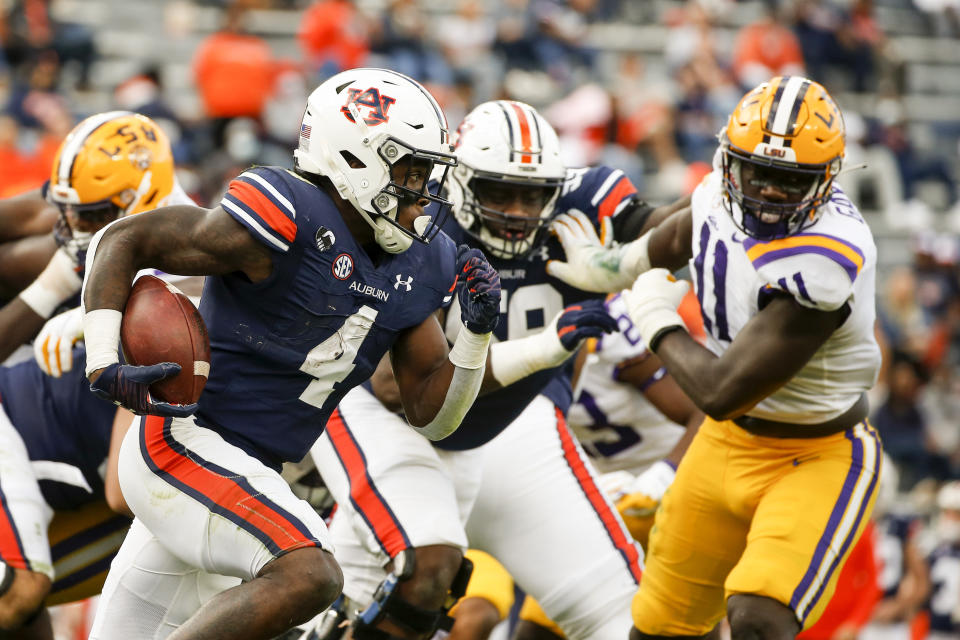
[394,274,413,291]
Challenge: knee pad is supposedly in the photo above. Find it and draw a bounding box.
[351,550,474,640]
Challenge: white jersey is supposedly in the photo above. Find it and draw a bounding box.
[568,293,685,474]
[689,171,881,425]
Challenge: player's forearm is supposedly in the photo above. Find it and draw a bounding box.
[647,207,693,272]
[83,220,143,313]
[405,329,490,439]
[0,297,46,362]
[653,331,767,420]
[639,194,691,237]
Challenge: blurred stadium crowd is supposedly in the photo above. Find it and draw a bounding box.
[2,0,960,635]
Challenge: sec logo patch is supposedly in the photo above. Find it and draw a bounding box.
[332,253,354,280]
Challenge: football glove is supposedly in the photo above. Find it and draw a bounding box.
[617,461,677,551]
[89,362,197,417]
[34,306,84,377]
[456,245,501,335]
[556,299,619,351]
[621,268,689,351]
[546,210,651,293]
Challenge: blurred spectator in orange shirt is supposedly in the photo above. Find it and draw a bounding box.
[732,0,805,90]
[298,0,369,76]
[193,0,275,144]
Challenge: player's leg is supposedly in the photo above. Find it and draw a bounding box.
[723,421,882,639]
[630,417,752,638]
[310,386,479,639]
[0,405,55,635]
[88,518,242,639]
[112,414,340,639]
[466,396,641,640]
[448,550,514,640]
[513,596,564,640]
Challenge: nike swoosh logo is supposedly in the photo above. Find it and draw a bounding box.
[792,455,820,466]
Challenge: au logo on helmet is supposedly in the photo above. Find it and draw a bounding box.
[341,88,396,126]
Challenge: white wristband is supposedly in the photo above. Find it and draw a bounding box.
[448,326,492,370]
[488,316,571,387]
[83,309,123,376]
[19,249,83,318]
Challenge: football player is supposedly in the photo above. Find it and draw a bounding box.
[308,100,683,640]
[0,111,196,367]
[548,76,883,638]
[925,481,960,640]
[0,347,135,639]
[80,68,501,640]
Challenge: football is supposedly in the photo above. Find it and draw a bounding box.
[119,275,210,406]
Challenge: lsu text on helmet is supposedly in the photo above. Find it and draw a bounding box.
[449,100,566,260]
[720,76,845,240]
[293,68,457,254]
[47,111,175,262]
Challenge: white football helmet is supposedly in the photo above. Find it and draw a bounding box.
[449,100,565,259]
[294,68,457,254]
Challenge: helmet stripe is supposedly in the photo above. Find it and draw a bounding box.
[496,101,517,162]
[509,102,534,164]
[56,110,134,186]
[768,76,810,138]
[784,79,811,137]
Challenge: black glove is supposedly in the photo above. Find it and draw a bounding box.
[456,245,501,334]
[89,362,198,417]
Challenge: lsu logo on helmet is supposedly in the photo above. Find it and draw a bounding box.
[720,76,845,240]
[47,111,176,264]
[48,111,175,217]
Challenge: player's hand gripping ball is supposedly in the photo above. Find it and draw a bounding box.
[90,275,210,416]
[456,245,501,334]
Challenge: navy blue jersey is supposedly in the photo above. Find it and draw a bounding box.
[0,347,115,510]
[198,167,457,467]
[927,543,960,634]
[434,166,638,450]
[875,513,919,598]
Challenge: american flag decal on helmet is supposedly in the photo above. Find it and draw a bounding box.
[300,123,312,139]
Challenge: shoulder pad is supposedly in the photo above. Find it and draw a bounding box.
[745,233,865,311]
[558,166,637,222]
[220,166,298,252]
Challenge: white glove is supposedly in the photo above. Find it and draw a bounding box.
[18,248,83,318]
[597,470,637,503]
[625,460,676,506]
[546,210,651,293]
[34,306,84,377]
[621,268,689,351]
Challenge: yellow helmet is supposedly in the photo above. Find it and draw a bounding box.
[720,76,845,239]
[47,111,175,262]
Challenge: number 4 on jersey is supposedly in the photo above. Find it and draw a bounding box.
[299,306,378,409]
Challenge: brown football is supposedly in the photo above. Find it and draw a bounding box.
[119,275,210,405]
